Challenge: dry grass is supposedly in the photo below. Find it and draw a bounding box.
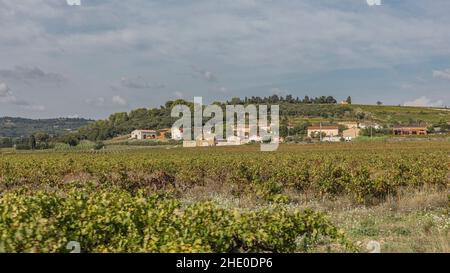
[180,184,449,253]
[312,187,449,253]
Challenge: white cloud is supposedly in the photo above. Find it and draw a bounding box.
[0,82,12,98]
[0,82,45,111]
[85,97,105,106]
[433,69,450,80]
[400,83,413,89]
[112,95,127,106]
[23,104,45,111]
[66,0,81,6]
[270,87,290,96]
[173,91,184,98]
[211,86,228,93]
[404,96,444,107]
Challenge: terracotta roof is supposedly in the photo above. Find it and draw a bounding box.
[393,126,427,130]
[308,125,339,130]
[134,129,157,133]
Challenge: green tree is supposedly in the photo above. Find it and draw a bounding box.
[61,134,79,147]
[346,96,352,104]
[35,132,50,143]
[29,135,36,150]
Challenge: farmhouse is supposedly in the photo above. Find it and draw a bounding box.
[130,129,157,140]
[359,123,382,130]
[171,128,184,140]
[307,125,339,138]
[343,127,361,140]
[393,126,428,135]
[156,128,171,140]
[182,140,197,148]
[338,121,358,129]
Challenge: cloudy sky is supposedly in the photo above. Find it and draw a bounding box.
[0,0,449,119]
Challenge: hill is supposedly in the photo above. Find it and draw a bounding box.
[289,104,450,125]
[0,117,93,138]
[75,96,450,141]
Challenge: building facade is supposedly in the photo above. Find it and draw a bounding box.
[307,125,339,138]
[130,130,157,140]
[393,126,427,135]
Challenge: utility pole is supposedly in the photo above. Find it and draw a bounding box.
[320,122,322,142]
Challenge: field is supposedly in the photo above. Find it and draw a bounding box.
[0,141,449,253]
[289,104,450,125]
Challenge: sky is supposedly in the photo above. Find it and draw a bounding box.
[0,0,449,119]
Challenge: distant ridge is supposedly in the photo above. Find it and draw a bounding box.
[0,117,93,138]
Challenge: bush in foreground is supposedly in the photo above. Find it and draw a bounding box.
[0,187,353,253]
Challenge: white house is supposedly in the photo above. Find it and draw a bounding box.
[307,125,339,138]
[248,135,262,142]
[130,129,157,140]
[171,128,184,140]
[359,123,382,130]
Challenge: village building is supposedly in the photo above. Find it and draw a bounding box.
[343,127,361,140]
[171,128,184,140]
[338,121,358,129]
[182,140,197,148]
[156,128,171,140]
[393,126,428,135]
[130,129,157,140]
[225,135,242,145]
[307,125,339,138]
[248,135,262,142]
[359,123,382,130]
[196,139,215,147]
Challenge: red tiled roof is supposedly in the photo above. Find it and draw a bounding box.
[393,127,427,130]
[135,129,157,133]
[308,125,339,130]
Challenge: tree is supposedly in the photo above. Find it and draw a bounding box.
[376,101,383,106]
[29,135,36,150]
[230,97,241,105]
[94,141,105,150]
[279,125,288,138]
[0,137,13,148]
[346,96,352,104]
[326,96,337,104]
[61,134,79,147]
[35,132,50,143]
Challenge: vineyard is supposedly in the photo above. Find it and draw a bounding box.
[0,141,449,252]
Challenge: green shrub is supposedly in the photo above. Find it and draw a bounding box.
[0,188,353,253]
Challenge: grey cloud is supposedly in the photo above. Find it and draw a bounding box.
[191,66,218,83]
[0,66,66,84]
[85,97,106,107]
[1,1,450,117]
[85,96,128,107]
[211,86,228,93]
[120,76,165,89]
